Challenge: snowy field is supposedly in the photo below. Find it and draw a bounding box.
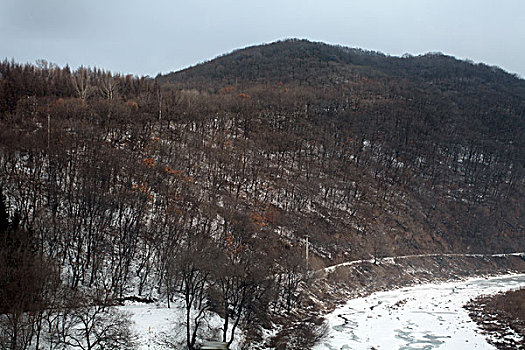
[315,274,525,350]
[119,299,243,350]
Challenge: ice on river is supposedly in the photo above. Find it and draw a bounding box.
[315,274,525,350]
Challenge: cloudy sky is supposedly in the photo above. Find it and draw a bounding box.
[1,0,524,78]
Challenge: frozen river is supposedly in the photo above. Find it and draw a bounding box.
[315,274,525,350]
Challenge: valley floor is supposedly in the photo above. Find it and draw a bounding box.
[115,254,525,349]
[313,274,525,350]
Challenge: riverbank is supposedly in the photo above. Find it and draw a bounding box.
[314,274,525,349]
[465,288,525,349]
[256,254,525,348]
[305,253,525,314]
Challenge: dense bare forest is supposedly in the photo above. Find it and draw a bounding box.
[0,39,524,349]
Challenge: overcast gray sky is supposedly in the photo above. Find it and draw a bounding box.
[1,0,524,78]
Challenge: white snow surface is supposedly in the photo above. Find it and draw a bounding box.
[119,299,243,350]
[315,274,525,350]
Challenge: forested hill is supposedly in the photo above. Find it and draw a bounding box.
[0,38,524,348]
[161,39,525,253]
[162,39,525,174]
[162,39,525,89]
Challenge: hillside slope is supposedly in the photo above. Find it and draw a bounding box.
[0,39,524,348]
[161,39,525,258]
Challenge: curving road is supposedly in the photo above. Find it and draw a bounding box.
[315,274,525,350]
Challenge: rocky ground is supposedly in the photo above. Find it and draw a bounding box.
[465,288,525,349]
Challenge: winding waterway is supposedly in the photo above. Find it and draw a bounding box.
[315,274,525,350]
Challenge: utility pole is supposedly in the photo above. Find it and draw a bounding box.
[305,234,309,271]
[47,113,50,149]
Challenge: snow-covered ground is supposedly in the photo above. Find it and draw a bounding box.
[315,274,525,350]
[120,299,243,350]
[120,302,183,349]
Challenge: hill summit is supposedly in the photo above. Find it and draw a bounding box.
[162,39,524,88]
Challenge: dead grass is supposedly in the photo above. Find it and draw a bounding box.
[465,288,525,349]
